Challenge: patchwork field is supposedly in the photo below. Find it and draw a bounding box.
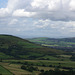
[3,60,75,68]
[29,37,75,52]
[0,63,32,75]
[0,35,75,75]
[0,59,75,75]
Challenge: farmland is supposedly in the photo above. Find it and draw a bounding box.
[29,37,75,52]
[0,35,75,75]
[0,59,75,75]
[3,60,75,69]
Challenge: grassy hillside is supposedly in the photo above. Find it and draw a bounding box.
[29,37,75,52]
[0,35,64,59]
[0,65,13,75]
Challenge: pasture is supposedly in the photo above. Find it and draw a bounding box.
[0,65,13,75]
[0,59,75,75]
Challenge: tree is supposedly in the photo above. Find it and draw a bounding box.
[70,55,75,61]
[0,59,2,62]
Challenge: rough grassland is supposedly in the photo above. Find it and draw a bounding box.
[0,35,64,59]
[1,59,75,75]
[0,65,13,75]
[0,63,32,75]
[3,60,75,68]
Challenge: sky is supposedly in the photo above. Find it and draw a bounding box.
[0,0,75,38]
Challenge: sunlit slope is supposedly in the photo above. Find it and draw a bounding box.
[29,37,75,52]
[0,35,64,59]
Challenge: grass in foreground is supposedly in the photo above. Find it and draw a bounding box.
[0,63,32,75]
[1,59,75,75]
[0,65,13,75]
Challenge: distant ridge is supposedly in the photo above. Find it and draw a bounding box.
[0,35,64,59]
[29,37,75,52]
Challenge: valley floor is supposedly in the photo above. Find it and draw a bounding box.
[0,60,75,75]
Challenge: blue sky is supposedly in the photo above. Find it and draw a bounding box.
[0,0,75,38]
[0,0,8,8]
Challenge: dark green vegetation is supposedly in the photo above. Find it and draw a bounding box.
[1,60,75,75]
[4,60,75,69]
[39,69,75,75]
[0,35,64,60]
[29,37,75,53]
[21,65,39,72]
[0,35,75,75]
[0,65,13,75]
[29,37,75,61]
[70,55,75,61]
[21,63,75,75]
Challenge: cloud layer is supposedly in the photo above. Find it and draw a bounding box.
[0,0,75,38]
[1,0,75,21]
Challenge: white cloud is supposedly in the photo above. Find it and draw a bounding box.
[34,19,50,28]
[13,9,36,17]
[8,19,18,25]
[0,0,75,38]
[12,0,75,21]
[0,8,9,17]
[7,0,19,12]
[1,0,75,21]
[31,0,61,11]
[33,19,75,32]
[69,0,75,11]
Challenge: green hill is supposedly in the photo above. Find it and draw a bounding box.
[0,35,64,59]
[29,37,75,52]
